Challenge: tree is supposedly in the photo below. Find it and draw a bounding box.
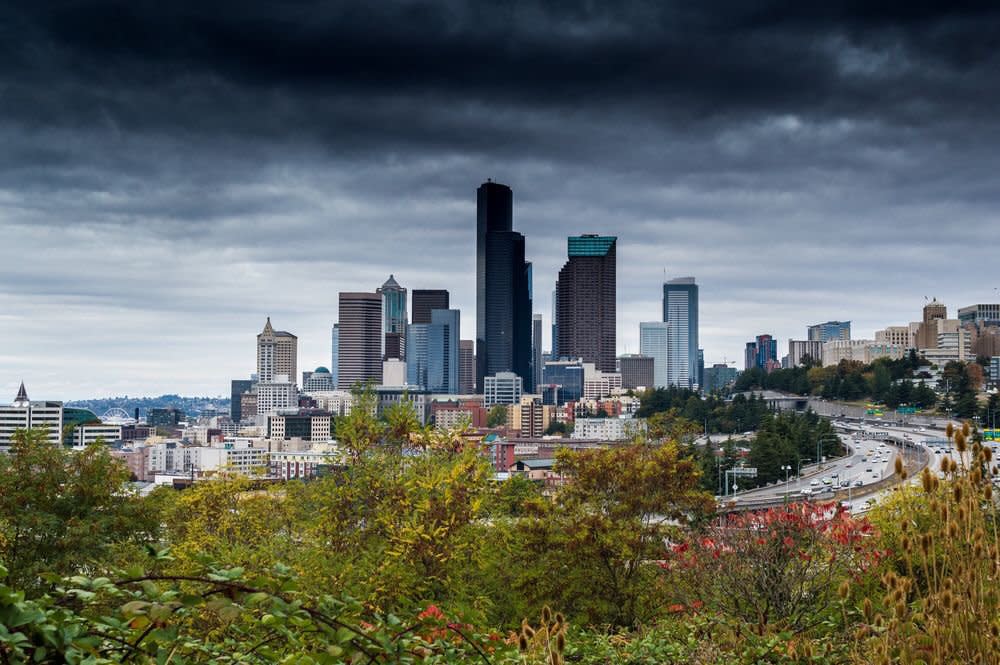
[382,395,422,447]
[954,390,979,419]
[913,381,938,409]
[487,404,508,427]
[869,362,892,402]
[965,361,985,392]
[487,474,543,518]
[0,557,506,663]
[981,392,1000,431]
[336,384,383,461]
[512,440,714,627]
[665,503,882,634]
[159,474,296,577]
[543,420,569,436]
[0,428,157,593]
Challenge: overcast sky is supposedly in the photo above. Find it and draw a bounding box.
[2,1,999,399]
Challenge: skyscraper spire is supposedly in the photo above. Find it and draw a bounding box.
[263,317,274,335]
[14,381,28,406]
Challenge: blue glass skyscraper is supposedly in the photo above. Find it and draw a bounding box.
[406,309,460,393]
[662,277,699,389]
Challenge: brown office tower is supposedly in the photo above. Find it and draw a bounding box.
[556,235,617,372]
[918,299,948,349]
[619,354,654,390]
[459,339,476,393]
[412,289,450,325]
[337,292,383,389]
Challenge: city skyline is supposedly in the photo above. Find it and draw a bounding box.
[4,3,1000,398]
[4,226,996,399]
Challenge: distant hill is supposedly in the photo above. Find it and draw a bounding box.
[64,395,230,420]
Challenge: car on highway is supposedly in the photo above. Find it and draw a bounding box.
[810,479,820,486]
[821,477,832,485]
[845,462,852,468]
[800,488,813,496]
[866,467,873,473]
[853,480,863,487]
[840,480,850,488]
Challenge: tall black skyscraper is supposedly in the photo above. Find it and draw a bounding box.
[476,180,532,391]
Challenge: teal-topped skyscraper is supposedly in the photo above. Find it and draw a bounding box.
[556,235,617,372]
[662,277,699,389]
[378,274,407,359]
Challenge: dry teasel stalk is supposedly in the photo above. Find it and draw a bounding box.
[863,597,874,622]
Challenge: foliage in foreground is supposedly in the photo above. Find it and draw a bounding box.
[860,421,1000,664]
[0,429,157,594]
[3,412,1000,663]
[0,555,508,664]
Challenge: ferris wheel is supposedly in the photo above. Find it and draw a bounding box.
[101,407,135,425]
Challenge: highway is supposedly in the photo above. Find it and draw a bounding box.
[719,417,952,513]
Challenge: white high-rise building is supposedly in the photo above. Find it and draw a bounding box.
[0,383,64,446]
[639,322,670,389]
[256,376,297,415]
[483,372,523,407]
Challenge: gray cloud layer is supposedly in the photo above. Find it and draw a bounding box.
[2,1,999,398]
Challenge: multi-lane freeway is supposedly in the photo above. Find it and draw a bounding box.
[719,416,961,513]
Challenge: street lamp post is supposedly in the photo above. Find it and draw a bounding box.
[781,464,791,484]
[717,455,724,496]
[796,458,812,493]
[816,433,841,470]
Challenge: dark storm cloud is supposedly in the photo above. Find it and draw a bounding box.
[2,1,999,397]
[5,2,1000,135]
